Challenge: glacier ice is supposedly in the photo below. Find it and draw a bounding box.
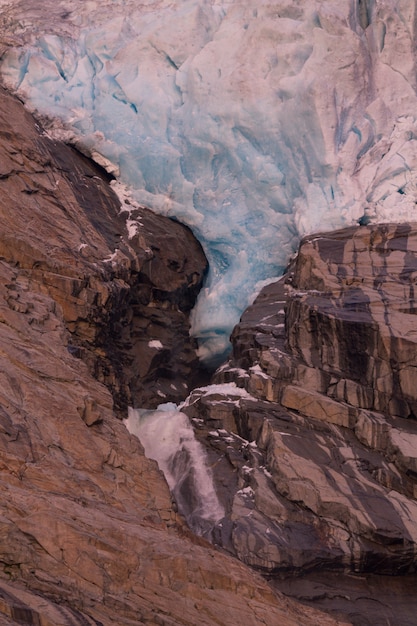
[2,0,417,364]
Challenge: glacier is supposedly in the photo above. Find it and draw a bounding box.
[2,0,417,364]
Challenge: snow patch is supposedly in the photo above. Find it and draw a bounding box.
[194,383,252,397]
[237,486,254,498]
[148,340,163,350]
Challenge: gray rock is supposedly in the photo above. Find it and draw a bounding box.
[184,223,417,621]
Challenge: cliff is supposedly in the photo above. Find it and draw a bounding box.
[185,223,417,624]
[0,87,340,625]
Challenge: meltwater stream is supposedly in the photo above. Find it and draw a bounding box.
[125,403,224,535]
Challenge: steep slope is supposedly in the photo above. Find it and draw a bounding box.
[0,87,343,625]
[183,223,417,624]
[0,85,209,411]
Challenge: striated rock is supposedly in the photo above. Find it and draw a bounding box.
[285,224,417,419]
[273,570,417,626]
[0,266,291,626]
[0,85,208,411]
[182,223,417,623]
[0,85,344,625]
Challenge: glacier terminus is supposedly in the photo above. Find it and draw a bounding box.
[2,0,417,364]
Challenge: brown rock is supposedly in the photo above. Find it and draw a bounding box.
[286,224,417,418]
[0,85,208,411]
[78,395,103,426]
[0,85,338,626]
[281,385,357,428]
[184,223,417,623]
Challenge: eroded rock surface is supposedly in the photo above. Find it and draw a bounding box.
[0,85,209,412]
[0,86,345,625]
[182,223,417,623]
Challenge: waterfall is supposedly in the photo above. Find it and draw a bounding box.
[125,404,224,536]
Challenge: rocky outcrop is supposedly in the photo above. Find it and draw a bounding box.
[0,86,346,625]
[182,223,417,623]
[285,224,417,418]
[0,85,209,412]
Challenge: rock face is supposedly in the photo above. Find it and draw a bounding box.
[286,224,417,419]
[0,85,209,412]
[182,223,417,622]
[0,86,344,625]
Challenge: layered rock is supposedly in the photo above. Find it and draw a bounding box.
[0,85,209,412]
[0,86,344,625]
[182,223,417,621]
[285,224,417,419]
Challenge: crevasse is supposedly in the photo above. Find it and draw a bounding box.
[2,0,417,364]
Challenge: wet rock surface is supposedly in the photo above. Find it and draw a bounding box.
[182,224,417,623]
[0,86,344,625]
[272,571,417,626]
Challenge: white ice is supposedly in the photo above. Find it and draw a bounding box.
[2,0,417,364]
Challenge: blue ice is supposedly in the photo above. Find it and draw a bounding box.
[3,1,416,365]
